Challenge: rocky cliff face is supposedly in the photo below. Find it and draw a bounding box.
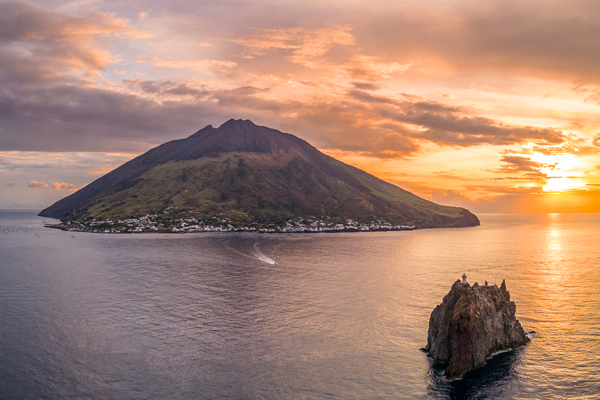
[423,279,529,379]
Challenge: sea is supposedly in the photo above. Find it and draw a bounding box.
[1,209,599,400]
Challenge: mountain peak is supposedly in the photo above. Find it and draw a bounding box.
[219,118,256,129]
[177,119,307,160]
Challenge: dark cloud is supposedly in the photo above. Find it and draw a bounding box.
[123,78,208,98]
[347,90,567,148]
[351,81,381,91]
[6,181,15,187]
[496,155,552,180]
[0,66,568,158]
[279,100,419,157]
[499,156,547,173]
[0,83,233,152]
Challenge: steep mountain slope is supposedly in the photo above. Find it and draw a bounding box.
[39,119,479,228]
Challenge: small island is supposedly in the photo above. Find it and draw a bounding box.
[423,276,530,380]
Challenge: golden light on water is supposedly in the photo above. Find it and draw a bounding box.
[542,213,567,285]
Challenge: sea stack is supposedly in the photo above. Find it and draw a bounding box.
[423,277,529,379]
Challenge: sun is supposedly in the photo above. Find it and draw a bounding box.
[529,152,586,193]
[542,177,585,192]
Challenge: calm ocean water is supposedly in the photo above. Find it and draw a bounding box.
[1,210,599,399]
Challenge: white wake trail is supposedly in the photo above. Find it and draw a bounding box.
[226,243,277,265]
[252,243,277,265]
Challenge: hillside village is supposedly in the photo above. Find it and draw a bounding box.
[49,208,416,234]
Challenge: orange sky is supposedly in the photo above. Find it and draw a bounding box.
[1,0,600,212]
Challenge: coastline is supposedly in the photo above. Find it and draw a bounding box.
[43,223,420,234]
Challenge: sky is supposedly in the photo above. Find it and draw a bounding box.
[1,0,600,212]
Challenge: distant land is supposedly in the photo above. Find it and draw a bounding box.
[39,119,479,233]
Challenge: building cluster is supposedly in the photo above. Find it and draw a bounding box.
[58,214,415,234]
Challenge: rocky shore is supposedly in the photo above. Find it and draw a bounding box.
[423,277,530,379]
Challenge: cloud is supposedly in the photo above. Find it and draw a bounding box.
[431,189,472,206]
[136,56,236,71]
[27,180,48,189]
[347,90,567,147]
[139,12,148,20]
[0,2,168,152]
[498,155,549,173]
[0,0,587,164]
[352,81,381,91]
[52,182,80,190]
[232,26,414,80]
[233,26,355,67]
[353,0,600,84]
[0,81,237,152]
[0,63,569,159]
[0,2,149,84]
[344,56,414,80]
[7,181,15,187]
[572,84,600,105]
[495,155,553,180]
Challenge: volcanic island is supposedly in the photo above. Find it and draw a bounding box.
[40,119,480,233]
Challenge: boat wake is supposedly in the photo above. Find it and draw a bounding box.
[227,242,277,265]
[252,243,277,265]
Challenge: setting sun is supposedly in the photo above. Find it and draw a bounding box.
[543,178,586,192]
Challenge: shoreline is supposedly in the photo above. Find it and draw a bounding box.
[44,224,420,234]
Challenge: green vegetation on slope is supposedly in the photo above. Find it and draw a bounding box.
[66,152,477,229]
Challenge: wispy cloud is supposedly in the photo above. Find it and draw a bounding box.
[233,26,355,66]
[136,56,236,71]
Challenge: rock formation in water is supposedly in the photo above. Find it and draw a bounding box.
[423,278,529,380]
